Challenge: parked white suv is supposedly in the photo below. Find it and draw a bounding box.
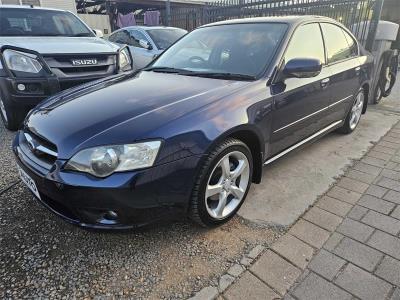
[0,5,133,130]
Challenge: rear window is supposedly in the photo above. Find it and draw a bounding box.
[145,28,187,50]
[0,8,94,37]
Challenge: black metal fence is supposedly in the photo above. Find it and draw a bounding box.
[165,0,385,51]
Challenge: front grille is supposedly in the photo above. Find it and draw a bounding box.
[20,130,58,168]
[43,54,117,79]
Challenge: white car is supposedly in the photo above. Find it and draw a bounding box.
[108,26,187,70]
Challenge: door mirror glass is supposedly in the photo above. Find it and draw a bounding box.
[283,58,322,78]
[139,39,152,50]
[93,29,104,38]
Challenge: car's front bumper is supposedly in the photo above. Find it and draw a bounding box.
[13,131,202,229]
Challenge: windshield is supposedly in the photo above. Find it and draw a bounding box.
[145,28,187,50]
[0,8,94,37]
[149,23,288,78]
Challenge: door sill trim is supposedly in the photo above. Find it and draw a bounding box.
[264,120,343,166]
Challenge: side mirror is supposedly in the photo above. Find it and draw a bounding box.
[139,39,152,50]
[93,29,104,38]
[283,58,322,78]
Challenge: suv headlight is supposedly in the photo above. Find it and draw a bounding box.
[119,47,132,71]
[64,141,161,178]
[3,49,43,73]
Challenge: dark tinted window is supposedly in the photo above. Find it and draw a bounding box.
[152,23,288,77]
[146,28,187,50]
[342,29,359,56]
[109,31,129,44]
[321,23,355,63]
[0,8,94,37]
[285,23,325,64]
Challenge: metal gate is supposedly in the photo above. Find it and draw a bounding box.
[166,0,385,51]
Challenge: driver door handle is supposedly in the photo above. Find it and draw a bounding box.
[321,77,330,88]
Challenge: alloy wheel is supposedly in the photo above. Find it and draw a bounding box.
[0,96,8,124]
[205,151,250,219]
[349,92,363,130]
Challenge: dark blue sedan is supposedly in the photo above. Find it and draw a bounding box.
[13,16,372,229]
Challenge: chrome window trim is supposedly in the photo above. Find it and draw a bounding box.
[273,94,353,133]
[265,120,343,166]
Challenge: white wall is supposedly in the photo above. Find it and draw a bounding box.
[40,0,77,14]
[78,14,112,37]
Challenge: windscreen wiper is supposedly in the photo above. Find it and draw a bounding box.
[143,66,194,74]
[184,72,256,81]
[143,68,256,80]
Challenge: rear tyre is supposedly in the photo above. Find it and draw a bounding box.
[0,90,25,131]
[189,138,253,227]
[337,89,365,134]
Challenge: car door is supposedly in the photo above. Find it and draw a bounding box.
[320,23,361,124]
[126,29,157,69]
[270,23,332,155]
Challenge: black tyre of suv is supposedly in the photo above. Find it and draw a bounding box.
[0,89,26,131]
[189,138,253,227]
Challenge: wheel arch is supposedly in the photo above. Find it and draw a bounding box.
[204,125,265,184]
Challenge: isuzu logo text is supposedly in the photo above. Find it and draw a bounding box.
[71,59,98,66]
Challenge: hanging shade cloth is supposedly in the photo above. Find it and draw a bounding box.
[144,11,160,26]
[117,12,136,28]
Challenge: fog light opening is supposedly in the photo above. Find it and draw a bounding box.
[97,210,119,225]
[104,210,118,221]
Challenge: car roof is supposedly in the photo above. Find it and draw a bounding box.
[0,4,67,12]
[116,26,188,31]
[201,15,337,28]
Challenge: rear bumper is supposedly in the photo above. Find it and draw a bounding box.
[13,131,202,229]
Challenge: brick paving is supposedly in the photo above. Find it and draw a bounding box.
[195,122,400,300]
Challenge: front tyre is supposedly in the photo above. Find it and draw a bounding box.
[337,89,365,134]
[189,138,253,227]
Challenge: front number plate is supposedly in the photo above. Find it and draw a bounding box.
[18,166,41,200]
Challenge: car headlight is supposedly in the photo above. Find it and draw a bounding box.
[3,49,43,73]
[119,48,132,71]
[64,141,161,178]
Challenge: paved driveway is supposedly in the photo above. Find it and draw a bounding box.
[241,108,400,227]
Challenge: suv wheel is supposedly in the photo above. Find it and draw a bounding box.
[0,90,25,131]
[337,89,364,134]
[189,138,253,227]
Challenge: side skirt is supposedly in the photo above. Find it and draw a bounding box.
[264,120,343,166]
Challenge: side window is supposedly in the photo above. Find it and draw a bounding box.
[285,23,325,64]
[108,32,117,42]
[109,31,129,44]
[342,29,359,57]
[321,23,355,64]
[127,30,149,48]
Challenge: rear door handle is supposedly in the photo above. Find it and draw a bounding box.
[321,78,330,88]
[355,66,361,75]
